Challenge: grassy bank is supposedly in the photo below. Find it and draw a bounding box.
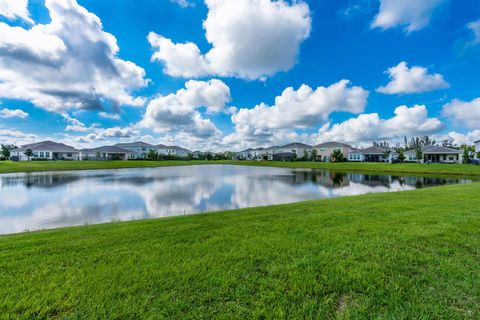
[1,159,480,177]
[1,183,480,318]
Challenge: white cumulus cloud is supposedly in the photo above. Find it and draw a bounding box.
[140,79,230,138]
[316,105,444,144]
[377,61,449,94]
[223,80,369,148]
[442,97,480,129]
[0,0,32,23]
[0,0,148,113]
[0,108,29,119]
[372,0,445,33]
[148,0,311,80]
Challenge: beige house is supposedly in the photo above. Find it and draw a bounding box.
[313,142,351,162]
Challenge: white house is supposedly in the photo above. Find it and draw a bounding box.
[114,141,158,159]
[80,146,135,161]
[236,148,265,160]
[160,145,191,158]
[11,141,80,161]
[475,140,480,158]
[405,146,463,163]
[348,148,365,162]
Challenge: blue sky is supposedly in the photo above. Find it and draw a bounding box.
[0,0,479,150]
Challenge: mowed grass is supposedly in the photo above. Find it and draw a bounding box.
[1,183,479,318]
[1,160,480,177]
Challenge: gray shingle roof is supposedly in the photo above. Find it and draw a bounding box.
[80,146,132,153]
[15,141,78,153]
[362,146,391,154]
[314,141,350,148]
[422,145,461,154]
[114,141,156,148]
[278,142,312,149]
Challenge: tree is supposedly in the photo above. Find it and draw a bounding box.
[205,153,213,161]
[398,149,405,163]
[463,147,470,164]
[330,149,344,162]
[311,149,318,162]
[416,148,423,163]
[24,149,33,161]
[1,144,11,159]
[303,149,309,161]
[147,149,158,160]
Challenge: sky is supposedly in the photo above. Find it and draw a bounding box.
[0,0,479,151]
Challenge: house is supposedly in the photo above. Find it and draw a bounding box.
[347,148,364,162]
[236,148,265,160]
[259,146,278,161]
[362,146,398,163]
[114,141,158,159]
[475,140,480,157]
[313,142,351,162]
[80,146,135,161]
[162,145,192,158]
[405,145,463,163]
[422,145,463,163]
[276,143,313,160]
[11,141,80,161]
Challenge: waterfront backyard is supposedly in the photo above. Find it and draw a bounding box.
[0,162,479,318]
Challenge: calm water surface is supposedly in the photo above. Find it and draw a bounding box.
[0,165,474,234]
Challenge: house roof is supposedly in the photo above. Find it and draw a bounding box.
[422,145,461,154]
[314,141,350,148]
[278,142,312,149]
[475,139,480,143]
[349,148,363,154]
[362,146,391,154]
[15,141,78,153]
[114,141,156,148]
[80,146,132,153]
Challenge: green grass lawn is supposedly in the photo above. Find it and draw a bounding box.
[1,159,480,177]
[1,182,479,318]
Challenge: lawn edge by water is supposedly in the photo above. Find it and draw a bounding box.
[1,160,480,177]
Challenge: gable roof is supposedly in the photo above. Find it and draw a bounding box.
[114,141,156,148]
[422,145,461,154]
[362,146,391,154]
[314,141,350,148]
[80,146,132,153]
[15,141,78,153]
[278,142,312,149]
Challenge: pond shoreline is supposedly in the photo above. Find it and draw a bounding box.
[1,160,480,178]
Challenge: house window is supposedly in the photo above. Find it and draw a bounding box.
[33,152,38,157]
[40,152,44,158]
[45,152,50,157]
[67,153,72,157]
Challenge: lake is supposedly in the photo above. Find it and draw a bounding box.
[0,165,475,235]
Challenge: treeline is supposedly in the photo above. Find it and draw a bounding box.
[0,144,17,160]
